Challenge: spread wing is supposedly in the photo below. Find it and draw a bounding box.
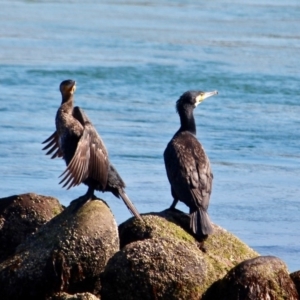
[59,107,109,190]
[42,131,63,159]
[164,132,213,211]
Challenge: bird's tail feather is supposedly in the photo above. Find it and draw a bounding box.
[190,208,213,237]
[119,190,143,221]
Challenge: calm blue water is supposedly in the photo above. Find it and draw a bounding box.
[1,0,300,272]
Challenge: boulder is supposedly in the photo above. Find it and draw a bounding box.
[101,236,212,300]
[203,256,299,300]
[101,210,259,299]
[119,210,259,277]
[291,270,300,297]
[0,193,63,263]
[0,198,119,300]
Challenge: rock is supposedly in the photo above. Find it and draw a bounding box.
[291,270,300,297]
[119,210,259,277]
[50,292,100,300]
[0,198,119,300]
[0,193,63,263]
[203,256,299,300]
[119,210,196,249]
[101,210,259,299]
[101,237,212,300]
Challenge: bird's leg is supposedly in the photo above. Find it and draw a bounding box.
[78,186,96,204]
[70,187,95,208]
[85,186,96,201]
[169,188,179,210]
[169,198,178,210]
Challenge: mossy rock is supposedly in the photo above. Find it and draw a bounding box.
[101,210,259,299]
[119,210,196,248]
[0,198,118,299]
[203,256,299,300]
[119,210,259,278]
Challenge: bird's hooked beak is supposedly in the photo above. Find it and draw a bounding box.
[195,90,218,106]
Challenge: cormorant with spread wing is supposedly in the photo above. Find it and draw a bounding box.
[164,90,218,239]
[42,80,142,220]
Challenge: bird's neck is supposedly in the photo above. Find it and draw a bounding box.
[61,95,74,112]
[178,109,196,135]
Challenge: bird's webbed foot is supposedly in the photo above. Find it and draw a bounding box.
[70,194,90,209]
[197,240,207,253]
[70,187,95,209]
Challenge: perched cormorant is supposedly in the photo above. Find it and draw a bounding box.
[42,80,142,220]
[164,90,218,240]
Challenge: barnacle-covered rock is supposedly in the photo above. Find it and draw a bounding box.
[0,198,118,299]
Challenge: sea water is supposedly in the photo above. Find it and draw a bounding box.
[0,0,299,271]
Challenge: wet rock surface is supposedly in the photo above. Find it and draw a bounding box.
[0,197,118,299]
[0,193,63,263]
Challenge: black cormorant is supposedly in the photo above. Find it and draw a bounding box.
[164,90,218,239]
[42,80,142,220]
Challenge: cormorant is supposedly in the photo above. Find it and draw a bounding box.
[42,80,142,220]
[164,90,218,240]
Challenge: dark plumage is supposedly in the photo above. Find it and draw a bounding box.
[164,90,218,239]
[42,80,142,220]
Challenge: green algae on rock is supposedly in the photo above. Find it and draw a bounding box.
[119,210,258,277]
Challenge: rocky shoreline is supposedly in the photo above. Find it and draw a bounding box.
[0,193,299,299]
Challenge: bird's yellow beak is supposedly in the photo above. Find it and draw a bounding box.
[71,84,76,94]
[196,90,218,105]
